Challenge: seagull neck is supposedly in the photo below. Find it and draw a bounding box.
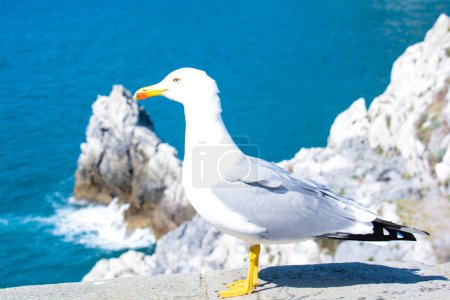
[183,95,239,162]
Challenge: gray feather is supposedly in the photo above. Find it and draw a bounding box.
[212,155,376,242]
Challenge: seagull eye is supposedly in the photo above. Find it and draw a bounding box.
[173,78,181,83]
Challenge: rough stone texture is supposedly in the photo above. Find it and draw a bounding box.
[281,13,450,262]
[3,262,449,300]
[73,85,195,237]
[203,262,450,300]
[82,217,433,282]
[83,15,450,282]
[0,274,204,300]
[283,12,450,263]
[82,216,327,281]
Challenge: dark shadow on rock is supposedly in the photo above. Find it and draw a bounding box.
[258,263,448,290]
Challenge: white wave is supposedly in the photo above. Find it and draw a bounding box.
[44,197,155,250]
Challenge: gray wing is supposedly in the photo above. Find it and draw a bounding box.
[213,155,376,242]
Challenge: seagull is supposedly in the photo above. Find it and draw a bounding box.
[134,68,429,298]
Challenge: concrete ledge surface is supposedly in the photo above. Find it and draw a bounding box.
[0,261,449,300]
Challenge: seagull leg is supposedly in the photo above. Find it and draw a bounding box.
[252,244,260,287]
[226,245,260,288]
[219,244,261,298]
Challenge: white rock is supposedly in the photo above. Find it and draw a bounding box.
[436,146,450,184]
[73,85,195,237]
[334,238,436,265]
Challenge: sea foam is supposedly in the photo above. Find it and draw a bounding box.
[46,197,155,250]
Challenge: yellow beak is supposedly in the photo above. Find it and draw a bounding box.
[133,85,168,100]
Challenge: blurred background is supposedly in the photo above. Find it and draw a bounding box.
[1,0,449,288]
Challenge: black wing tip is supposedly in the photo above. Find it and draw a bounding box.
[318,218,429,242]
[319,232,417,242]
[374,218,430,237]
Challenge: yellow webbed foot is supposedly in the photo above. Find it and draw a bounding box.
[226,278,258,288]
[219,280,254,298]
[226,279,245,288]
[219,245,261,298]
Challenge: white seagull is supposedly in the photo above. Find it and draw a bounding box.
[134,68,429,298]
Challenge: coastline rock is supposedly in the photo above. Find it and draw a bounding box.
[83,15,450,281]
[282,13,450,262]
[73,85,195,238]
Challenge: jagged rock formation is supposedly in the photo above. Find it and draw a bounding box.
[83,15,450,281]
[73,86,195,238]
[281,13,450,262]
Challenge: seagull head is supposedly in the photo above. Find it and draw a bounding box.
[134,68,219,105]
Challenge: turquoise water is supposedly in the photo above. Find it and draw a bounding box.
[1,0,449,288]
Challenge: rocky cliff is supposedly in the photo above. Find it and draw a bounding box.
[281,13,450,262]
[82,15,450,281]
[73,86,195,238]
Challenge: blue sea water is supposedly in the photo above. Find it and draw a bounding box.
[0,0,449,288]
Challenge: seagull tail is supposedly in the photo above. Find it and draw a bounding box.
[318,218,430,242]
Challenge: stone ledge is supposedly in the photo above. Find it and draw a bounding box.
[1,262,449,300]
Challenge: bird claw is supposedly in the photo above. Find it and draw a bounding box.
[219,280,254,298]
[225,279,258,288]
[225,279,245,288]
